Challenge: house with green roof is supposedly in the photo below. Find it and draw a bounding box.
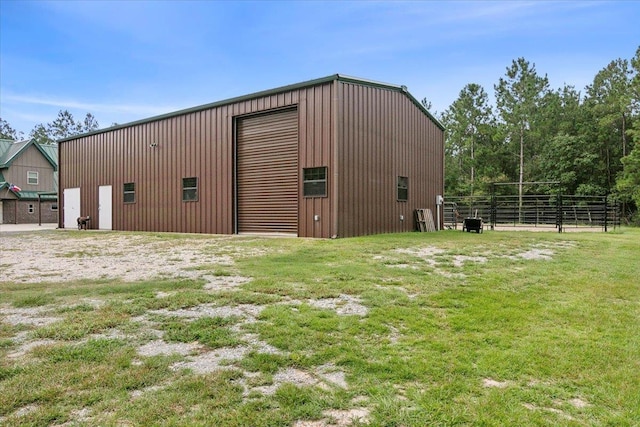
[0,138,58,225]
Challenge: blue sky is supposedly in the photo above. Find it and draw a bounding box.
[1,0,639,135]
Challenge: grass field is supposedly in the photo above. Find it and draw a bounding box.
[1,229,639,426]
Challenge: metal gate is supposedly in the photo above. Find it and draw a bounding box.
[445,193,620,232]
[236,108,299,234]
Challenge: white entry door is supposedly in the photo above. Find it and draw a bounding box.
[98,185,112,230]
[63,187,81,229]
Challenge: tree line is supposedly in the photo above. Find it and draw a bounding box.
[437,46,640,221]
[0,110,99,144]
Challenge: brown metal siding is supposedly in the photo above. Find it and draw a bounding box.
[336,82,444,237]
[237,108,298,234]
[58,83,335,237]
[57,78,442,238]
[298,84,335,238]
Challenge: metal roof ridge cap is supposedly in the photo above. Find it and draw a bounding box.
[335,74,403,90]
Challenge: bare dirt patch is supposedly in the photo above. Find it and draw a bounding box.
[148,303,264,322]
[137,340,202,357]
[482,378,511,388]
[250,363,349,397]
[0,233,237,284]
[306,294,368,316]
[1,305,60,326]
[508,248,554,260]
[388,241,576,276]
[293,407,370,427]
[0,232,377,422]
[522,403,576,421]
[203,275,252,291]
[7,338,58,359]
[568,397,591,408]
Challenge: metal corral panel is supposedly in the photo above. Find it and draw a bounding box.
[336,82,444,237]
[236,108,298,234]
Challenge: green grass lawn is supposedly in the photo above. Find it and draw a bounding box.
[1,229,639,426]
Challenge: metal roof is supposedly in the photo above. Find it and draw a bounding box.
[58,74,444,143]
[38,143,58,167]
[15,190,57,200]
[0,138,58,170]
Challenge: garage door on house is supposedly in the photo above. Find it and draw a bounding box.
[236,108,298,234]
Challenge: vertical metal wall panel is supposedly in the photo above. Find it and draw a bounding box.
[336,81,444,237]
[296,84,334,238]
[57,86,308,234]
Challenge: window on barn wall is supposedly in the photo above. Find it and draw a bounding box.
[28,204,35,214]
[397,176,408,201]
[51,204,58,212]
[183,177,198,201]
[27,171,38,185]
[124,183,135,203]
[303,167,327,197]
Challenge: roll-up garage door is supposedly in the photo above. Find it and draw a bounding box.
[237,108,298,234]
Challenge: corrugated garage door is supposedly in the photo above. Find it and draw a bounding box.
[237,108,298,234]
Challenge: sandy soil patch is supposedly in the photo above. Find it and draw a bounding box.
[293,407,370,426]
[7,339,58,359]
[523,403,576,421]
[203,275,252,291]
[0,234,236,284]
[1,306,61,326]
[452,255,487,267]
[482,378,511,388]
[508,248,554,260]
[250,363,349,397]
[568,398,591,408]
[137,340,202,357]
[306,294,368,316]
[388,241,576,276]
[171,346,250,374]
[394,246,445,268]
[148,303,264,322]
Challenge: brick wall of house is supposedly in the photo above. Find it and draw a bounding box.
[2,200,58,224]
[2,200,16,224]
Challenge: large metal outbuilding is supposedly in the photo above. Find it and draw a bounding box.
[58,75,444,238]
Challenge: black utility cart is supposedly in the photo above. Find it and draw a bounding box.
[462,217,483,233]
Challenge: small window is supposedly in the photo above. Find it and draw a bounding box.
[303,167,327,197]
[397,176,408,201]
[28,204,35,214]
[50,204,58,212]
[183,177,198,201]
[27,171,38,185]
[124,182,136,203]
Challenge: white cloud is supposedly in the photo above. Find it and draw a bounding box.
[3,93,178,118]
